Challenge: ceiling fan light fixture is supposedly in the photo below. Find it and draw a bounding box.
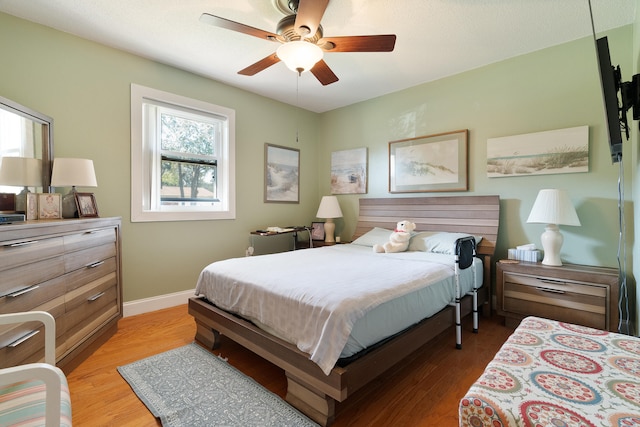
[277,41,323,74]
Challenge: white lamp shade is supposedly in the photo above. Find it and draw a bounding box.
[50,158,97,188]
[526,189,580,226]
[0,157,42,187]
[277,41,323,73]
[316,196,343,219]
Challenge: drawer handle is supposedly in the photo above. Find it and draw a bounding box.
[8,330,40,348]
[88,291,105,301]
[7,240,40,248]
[6,285,40,298]
[536,286,566,294]
[538,278,567,285]
[86,261,105,268]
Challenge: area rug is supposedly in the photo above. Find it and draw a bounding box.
[118,343,318,427]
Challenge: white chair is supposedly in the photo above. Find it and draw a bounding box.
[0,311,72,427]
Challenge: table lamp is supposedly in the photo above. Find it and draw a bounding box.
[316,196,343,243]
[50,158,97,218]
[526,189,581,266]
[0,156,42,213]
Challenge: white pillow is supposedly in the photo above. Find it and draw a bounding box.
[409,232,482,254]
[351,227,393,247]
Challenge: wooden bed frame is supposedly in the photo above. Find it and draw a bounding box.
[188,195,500,426]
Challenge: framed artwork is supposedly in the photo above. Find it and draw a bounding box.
[38,193,62,219]
[311,222,325,241]
[487,126,589,178]
[264,143,300,203]
[389,129,468,193]
[26,192,38,220]
[331,147,368,194]
[75,192,99,218]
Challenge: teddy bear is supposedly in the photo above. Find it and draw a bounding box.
[373,220,417,253]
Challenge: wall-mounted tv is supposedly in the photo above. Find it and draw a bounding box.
[595,36,624,163]
[595,36,639,164]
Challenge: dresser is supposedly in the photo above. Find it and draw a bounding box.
[0,217,122,373]
[496,260,619,332]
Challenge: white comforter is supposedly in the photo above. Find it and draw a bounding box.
[195,244,467,375]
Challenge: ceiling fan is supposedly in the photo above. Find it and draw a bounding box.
[199,0,396,86]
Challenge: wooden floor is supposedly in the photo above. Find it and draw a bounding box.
[66,305,513,426]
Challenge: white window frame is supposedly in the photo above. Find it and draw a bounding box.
[131,84,235,222]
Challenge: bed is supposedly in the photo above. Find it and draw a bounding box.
[459,316,640,426]
[189,195,500,426]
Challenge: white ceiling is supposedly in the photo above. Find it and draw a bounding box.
[0,0,635,113]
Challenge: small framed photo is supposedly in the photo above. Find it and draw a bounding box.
[38,193,62,219]
[311,222,325,241]
[75,193,99,218]
[26,193,38,220]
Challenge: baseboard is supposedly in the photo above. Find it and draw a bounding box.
[123,289,195,317]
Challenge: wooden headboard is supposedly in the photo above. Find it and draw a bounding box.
[353,195,500,256]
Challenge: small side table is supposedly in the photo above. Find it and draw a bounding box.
[495,260,619,331]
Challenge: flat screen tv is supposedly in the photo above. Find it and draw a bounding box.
[595,36,625,164]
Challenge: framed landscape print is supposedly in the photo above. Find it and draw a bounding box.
[389,129,468,193]
[331,147,367,194]
[486,126,589,178]
[264,143,300,203]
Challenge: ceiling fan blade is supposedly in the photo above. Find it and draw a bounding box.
[294,0,329,38]
[200,13,280,41]
[238,53,281,76]
[310,59,339,86]
[320,35,396,52]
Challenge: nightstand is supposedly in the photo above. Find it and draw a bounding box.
[496,261,619,332]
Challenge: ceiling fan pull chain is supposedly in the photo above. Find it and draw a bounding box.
[296,72,300,143]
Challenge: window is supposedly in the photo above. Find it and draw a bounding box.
[131,84,235,221]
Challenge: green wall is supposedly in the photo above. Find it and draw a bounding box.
[323,26,633,270]
[1,13,636,314]
[0,13,321,301]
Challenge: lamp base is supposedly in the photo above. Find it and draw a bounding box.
[540,224,563,266]
[14,187,29,214]
[324,219,336,243]
[61,188,79,219]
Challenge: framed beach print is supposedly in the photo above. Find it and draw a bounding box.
[264,143,300,203]
[389,129,468,193]
[486,126,589,178]
[331,148,368,194]
[38,193,62,219]
[311,222,325,241]
[75,192,99,217]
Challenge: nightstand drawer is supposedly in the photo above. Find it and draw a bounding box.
[503,272,607,329]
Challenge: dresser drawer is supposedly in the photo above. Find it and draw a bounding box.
[0,296,66,368]
[64,242,116,273]
[0,270,67,314]
[0,236,64,272]
[503,272,607,329]
[63,227,116,253]
[61,273,119,355]
[0,256,65,297]
[64,256,117,293]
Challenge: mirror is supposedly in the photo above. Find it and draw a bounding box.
[0,95,53,193]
